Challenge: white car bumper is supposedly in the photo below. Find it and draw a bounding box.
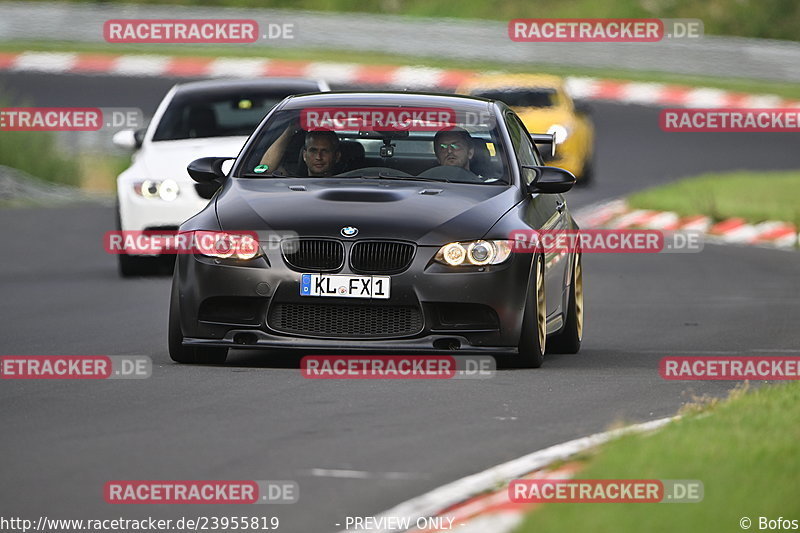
[117,182,211,233]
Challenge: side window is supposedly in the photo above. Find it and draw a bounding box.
[504,112,541,185]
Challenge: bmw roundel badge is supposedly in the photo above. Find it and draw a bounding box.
[341,226,359,237]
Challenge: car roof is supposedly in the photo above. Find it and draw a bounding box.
[279,91,497,110]
[173,78,326,96]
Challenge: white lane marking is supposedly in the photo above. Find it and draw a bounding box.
[685,87,730,108]
[306,468,428,480]
[13,52,77,73]
[306,62,360,84]
[607,209,658,229]
[741,94,784,108]
[572,198,628,228]
[717,223,759,243]
[111,55,170,77]
[208,58,269,78]
[639,211,679,230]
[338,416,675,533]
[564,76,600,99]
[679,216,712,232]
[390,66,443,89]
[3,53,799,112]
[621,82,668,106]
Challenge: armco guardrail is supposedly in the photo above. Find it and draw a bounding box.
[2,2,800,83]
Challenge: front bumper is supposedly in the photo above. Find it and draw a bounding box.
[175,241,534,353]
[117,183,209,233]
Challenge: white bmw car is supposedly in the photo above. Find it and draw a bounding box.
[114,78,330,276]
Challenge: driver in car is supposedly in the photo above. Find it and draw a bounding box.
[433,128,475,172]
[260,125,341,177]
[302,130,341,177]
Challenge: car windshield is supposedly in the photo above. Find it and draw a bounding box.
[238,103,511,185]
[152,90,299,141]
[471,88,558,108]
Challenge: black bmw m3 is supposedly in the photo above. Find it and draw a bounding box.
[169,91,584,368]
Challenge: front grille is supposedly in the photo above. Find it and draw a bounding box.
[268,303,423,338]
[350,241,415,274]
[282,239,344,271]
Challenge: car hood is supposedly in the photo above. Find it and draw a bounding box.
[215,178,522,245]
[515,107,574,133]
[138,137,248,181]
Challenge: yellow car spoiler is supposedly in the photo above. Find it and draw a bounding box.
[530,133,556,158]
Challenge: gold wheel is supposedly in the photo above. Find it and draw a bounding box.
[536,257,546,354]
[574,255,583,342]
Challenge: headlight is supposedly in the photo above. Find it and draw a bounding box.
[546,124,569,145]
[134,179,180,201]
[194,231,263,261]
[435,240,513,266]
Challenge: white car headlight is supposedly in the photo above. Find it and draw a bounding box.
[134,179,180,201]
[435,240,513,266]
[547,124,570,145]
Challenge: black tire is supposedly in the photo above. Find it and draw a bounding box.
[548,252,583,354]
[514,254,547,368]
[115,203,159,277]
[168,276,228,364]
[118,252,160,277]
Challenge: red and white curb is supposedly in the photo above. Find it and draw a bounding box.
[573,199,799,249]
[337,417,674,533]
[2,51,800,108]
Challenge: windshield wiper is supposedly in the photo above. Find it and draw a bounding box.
[353,172,450,183]
[239,172,307,178]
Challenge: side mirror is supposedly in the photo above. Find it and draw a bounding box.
[524,165,576,194]
[187,157,235,183]
[112,129,145,150]
[112,129,146,150]
[530,133,556,158]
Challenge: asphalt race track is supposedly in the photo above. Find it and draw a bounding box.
[1,72,799,532]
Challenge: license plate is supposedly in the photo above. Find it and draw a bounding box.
[300,274,391,299]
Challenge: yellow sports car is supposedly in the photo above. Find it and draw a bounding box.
[457,74,595,183]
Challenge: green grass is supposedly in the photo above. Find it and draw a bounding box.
[627,170,800,225]
[5,41,800,101]
[514,382,800,533]
[0,131,82,187]
[0,87,134,190]
[0,91,82,186]
[18,0,800,41]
